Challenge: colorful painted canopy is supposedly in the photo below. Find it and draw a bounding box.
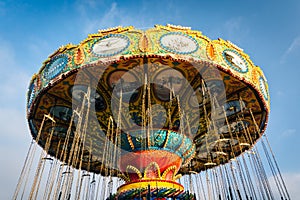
[27,24,270,176]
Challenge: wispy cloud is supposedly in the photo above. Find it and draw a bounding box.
[223,17,249,44]
[0,37,31,199]
[281,128,296,137]
[74,1,157,36]
[224,17,243,34]
[75,2,135,35]
[280,36,300,64]
[0,38,30,108]
[204,16,250,44]
[276,90,284,96]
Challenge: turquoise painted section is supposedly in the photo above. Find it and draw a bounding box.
[120,129,194,163]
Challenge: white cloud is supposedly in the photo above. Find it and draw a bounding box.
[223,17,249,43]
[224,17,243,33]
[0,107,28,138]
[99,2,119,26]
[0,38,30,108]
[205,16,250,47]
[0,38,32,199]
[0,92,31,199]
[0,37,15,68]
[280,36,300,63]
[276,90,284,96]
[281,129,296,137]
[269,172,300,199]
[74,1,148,36]
[0,107,32,200]
[27,38,51,61]
[75,2,123,35]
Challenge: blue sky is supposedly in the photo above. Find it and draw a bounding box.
[0,0,300,199]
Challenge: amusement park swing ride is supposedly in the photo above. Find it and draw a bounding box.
[13,24,290,199]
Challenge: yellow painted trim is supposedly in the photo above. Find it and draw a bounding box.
[117,179,184,193]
